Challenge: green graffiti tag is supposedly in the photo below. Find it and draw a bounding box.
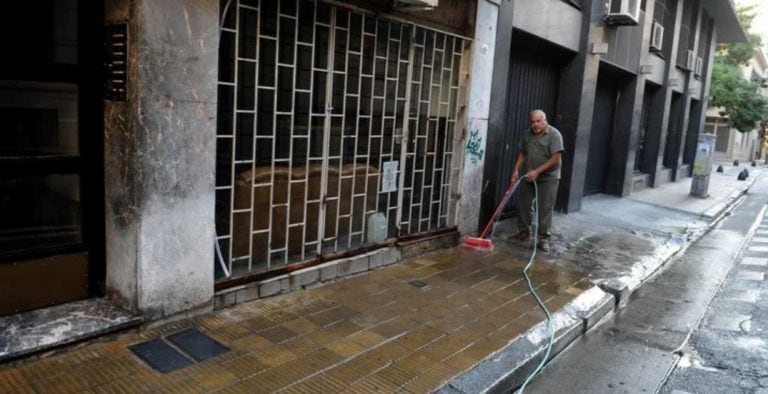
[466,129,484,165]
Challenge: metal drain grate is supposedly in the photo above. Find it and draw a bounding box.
[129,328,230,373]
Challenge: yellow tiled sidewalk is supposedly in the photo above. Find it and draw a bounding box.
[0,247,588,393]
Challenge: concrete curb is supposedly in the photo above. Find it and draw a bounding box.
[702,174,756,219]
[437,287,614,394]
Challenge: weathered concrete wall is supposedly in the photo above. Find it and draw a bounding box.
[104,0,217,319]
[512,0,581,52]
[645,55,666,86]
[458,0,498,235]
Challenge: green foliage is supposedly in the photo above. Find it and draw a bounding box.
[711,60,768,132]
[710,5,768,132]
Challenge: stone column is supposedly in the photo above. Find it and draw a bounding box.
[458,0,499,235]
[648,0,685,186]
[104,0,218,320]
[556,0,599,213]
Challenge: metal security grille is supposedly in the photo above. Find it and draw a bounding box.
[400,27,466,235]
[215,0,470,280]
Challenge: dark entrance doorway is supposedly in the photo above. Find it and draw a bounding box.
[664,92,685,169]
[0,1,104,316]
[635,83,659,174]
[683,98,701,167]
[584,72,620,196]
[482,30,566,224]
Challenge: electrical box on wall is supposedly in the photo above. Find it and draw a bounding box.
[393,0,438,11]
[605,0,641,26]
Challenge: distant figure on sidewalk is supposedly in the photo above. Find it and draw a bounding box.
[510,110,564,252]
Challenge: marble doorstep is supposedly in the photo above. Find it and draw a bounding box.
[0,298,141,363]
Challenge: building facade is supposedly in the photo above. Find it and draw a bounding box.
[0,0,744,335]
[478,0,746,227]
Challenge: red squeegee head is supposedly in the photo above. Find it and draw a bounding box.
[463,236,494,250]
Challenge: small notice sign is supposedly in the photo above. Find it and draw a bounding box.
[381,161,398,193]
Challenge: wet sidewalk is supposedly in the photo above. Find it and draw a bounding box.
[0,167,760,393]
[0,248,588,393]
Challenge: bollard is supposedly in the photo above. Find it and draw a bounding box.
[734,160,739,166]
[738,169,749,181]
[752,161,757,167]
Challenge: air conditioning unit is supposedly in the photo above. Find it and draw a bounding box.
[650,20,664,52]
[393,0,438,10]
[684,50,696,71]
[605,0,641,26]
[695,57,703,76]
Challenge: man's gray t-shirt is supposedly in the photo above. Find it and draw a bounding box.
[518,125,564,181]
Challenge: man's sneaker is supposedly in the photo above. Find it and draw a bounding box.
[538,239,551,253]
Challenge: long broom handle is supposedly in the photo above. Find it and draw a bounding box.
[479,177,524,239]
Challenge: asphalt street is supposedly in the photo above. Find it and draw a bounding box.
[523,173,768,394]
[661,189,768,392]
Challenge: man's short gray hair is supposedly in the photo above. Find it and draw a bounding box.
[530,109,547,119]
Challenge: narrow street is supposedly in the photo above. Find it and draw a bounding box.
[525,173,768,394]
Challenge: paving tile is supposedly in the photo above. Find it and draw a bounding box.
[424,362,462,382]
[367,341,411,361]
[374,364,420,387]
[325,320,365,338]
[352,351,393,372]
[186,364,239,391]
[348,374,401,393]
[31,372,88,393]
[220,353,271,379]
[443,353,480,372]
[304,328,342,346]
[259,325,300,344]
[91,375,151,393]
[301,348,346,372]
[210,323,253,342]
[229,334,273,351]
[396,352,438,371]
[0,368,36,394]
[324,338,368,358]
[280,336,320,356]
[348,330,387,348]
[368,318,418,338]
[238,315,277,332]
[282,374,348,394]
[147,375,202,394]
[418,336,471,362]
[252,344,297,367]
[325,360,375,385]
[462,336,509,360]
